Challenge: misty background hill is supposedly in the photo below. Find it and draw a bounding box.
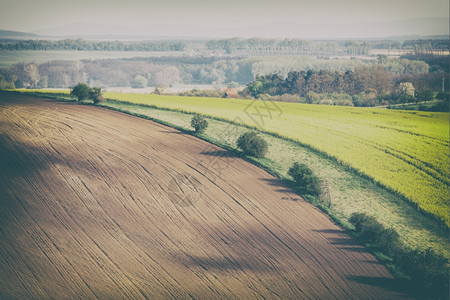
[4,17,445,40]
[0,30,38,39]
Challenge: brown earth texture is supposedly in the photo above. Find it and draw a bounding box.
[0,92,410,299]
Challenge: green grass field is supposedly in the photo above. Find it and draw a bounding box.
[104,93,450,227]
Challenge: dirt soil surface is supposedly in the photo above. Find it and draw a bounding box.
[0,92,409,299]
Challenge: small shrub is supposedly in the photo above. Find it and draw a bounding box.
[319,99,333,105]
[376,227,400,252]
[191,114,208,134]
[179,89,223,98]
[70,83,104,103]
[237,132,268,158]
[361,220,384,243]
[288,162,320,196]
[349,212,399,251]
[350,212,384,242]
[70,83,91,101]
[348,212,370,232]
[90,87,104,104]
[306,91,321,104]
[336,99,354,106]
[272,93,302,103]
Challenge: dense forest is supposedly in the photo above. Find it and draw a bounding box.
[241,68,449,107]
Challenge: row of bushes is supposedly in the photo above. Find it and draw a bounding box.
[178,86,449,110]
[179,88,384,107]
[257,92,364,106]
[349,212,449,299]
[388,97,449,112]
[191,115,321,196]
[190,113,447,299]
[179,88,225,98]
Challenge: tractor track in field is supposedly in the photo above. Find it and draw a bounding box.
[0,92,410,299]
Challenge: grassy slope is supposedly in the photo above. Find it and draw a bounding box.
[104,93,450,227]
[99,100,449,257]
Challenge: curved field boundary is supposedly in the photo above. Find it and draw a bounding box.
[0,93,408,299]
[97,99,449,257]
[102,93,450,226]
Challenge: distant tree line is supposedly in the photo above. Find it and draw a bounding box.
[400,54,449,73]
[0,38,186,51]
[206,38,372,56]
[369,40,402,49]
[1,38,447,57]
[401,39,450,55]
[205,38,449,56]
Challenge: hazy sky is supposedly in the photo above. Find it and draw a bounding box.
[1,0,448,32]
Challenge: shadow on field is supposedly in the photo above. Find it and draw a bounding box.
[258,177,293,193]
[0,134,48,179]
[347,276,413,299]
[161,130,191,135]
[312,229,343,234]
[184,227,303,274]
[361,260,383,265]
[328,237,360,246]
[0,133,92,185]
[183,224,411,298]
[311,229,368,253]
[0,134,53,224]
[200,149,235,157]
[187,255,269,272]
[337,246,369,253]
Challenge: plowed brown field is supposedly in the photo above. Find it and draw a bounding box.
[0,93,408,299]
